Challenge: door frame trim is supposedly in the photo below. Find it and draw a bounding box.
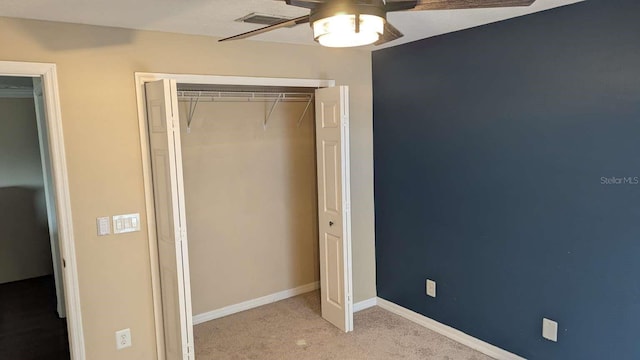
[134,72,347,359]
[0,61,85,359]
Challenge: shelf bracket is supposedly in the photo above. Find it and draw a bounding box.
[264,93,283,130]
[186,96,199,134]
[297,95,314,128]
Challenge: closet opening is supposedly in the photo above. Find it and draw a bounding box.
[178,81,321,328]
[136,73,353,360]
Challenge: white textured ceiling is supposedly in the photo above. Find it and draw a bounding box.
[0,0,584,50]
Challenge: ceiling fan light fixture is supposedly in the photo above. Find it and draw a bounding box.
[311,5,385,48]
[221,0,539,46]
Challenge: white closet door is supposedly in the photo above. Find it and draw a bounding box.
[145,79,195,360]
[315,86,354,332]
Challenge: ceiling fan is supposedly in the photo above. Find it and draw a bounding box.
[219,0,536,48]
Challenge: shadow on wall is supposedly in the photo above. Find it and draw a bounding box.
[0,186,53,284]
[13,19,137,51]
[8,0,218,51]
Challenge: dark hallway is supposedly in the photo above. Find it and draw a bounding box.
[0,276,70,360]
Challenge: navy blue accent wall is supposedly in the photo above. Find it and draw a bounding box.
[372,1,640,358]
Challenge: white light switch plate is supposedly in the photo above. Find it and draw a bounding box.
[542,318,558,342]
[97,217,110,236]
[112,213,141,234]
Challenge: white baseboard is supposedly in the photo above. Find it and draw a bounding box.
[376,298,526,360]
[353,297,377,312]
[193,282,319,325]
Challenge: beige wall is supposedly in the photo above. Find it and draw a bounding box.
[0,97,53,283]
[0,17,375,360]
[179,100,319,314]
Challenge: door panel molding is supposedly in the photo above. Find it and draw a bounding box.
[315,86,354,332]
[145,79,194,360]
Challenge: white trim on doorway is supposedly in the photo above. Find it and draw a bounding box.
[134,72,338,360]
[0,61,84,360]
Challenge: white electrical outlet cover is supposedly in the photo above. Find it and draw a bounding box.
[426,279,436,298]
[542,318,558,342]
[115,328,132,350]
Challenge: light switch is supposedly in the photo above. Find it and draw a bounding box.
[113,213,141,234]
[97,217,110,236]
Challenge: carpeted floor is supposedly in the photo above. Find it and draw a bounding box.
[194,291,494,360]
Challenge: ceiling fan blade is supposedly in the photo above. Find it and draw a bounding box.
[219,15,310,42]
[375,21,404,45]
[383,0,419,12]
[411,0,536,10]
[285,0,325,10]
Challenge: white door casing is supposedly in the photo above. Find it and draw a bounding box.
[0,61,84,359]
[144,79,195,360]
[315,86,354,332]
[33,77,67,318]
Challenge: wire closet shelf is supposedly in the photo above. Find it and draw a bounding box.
[176,90,315,131]
[176,90,313,103]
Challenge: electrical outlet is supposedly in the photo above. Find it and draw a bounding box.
[115,328,132,350]
[542,318,558,342]
[426,279,436,298]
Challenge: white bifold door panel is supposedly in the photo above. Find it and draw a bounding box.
[315,86,353,332]
[145,79,195,360]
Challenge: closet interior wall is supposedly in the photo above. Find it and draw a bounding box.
[177,87,319,315]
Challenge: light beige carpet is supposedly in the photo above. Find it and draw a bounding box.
[194,291,494,360]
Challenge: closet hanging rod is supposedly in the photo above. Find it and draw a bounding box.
[177,90,313,103]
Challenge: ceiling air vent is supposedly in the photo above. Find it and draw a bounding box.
[235,12,294,26]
